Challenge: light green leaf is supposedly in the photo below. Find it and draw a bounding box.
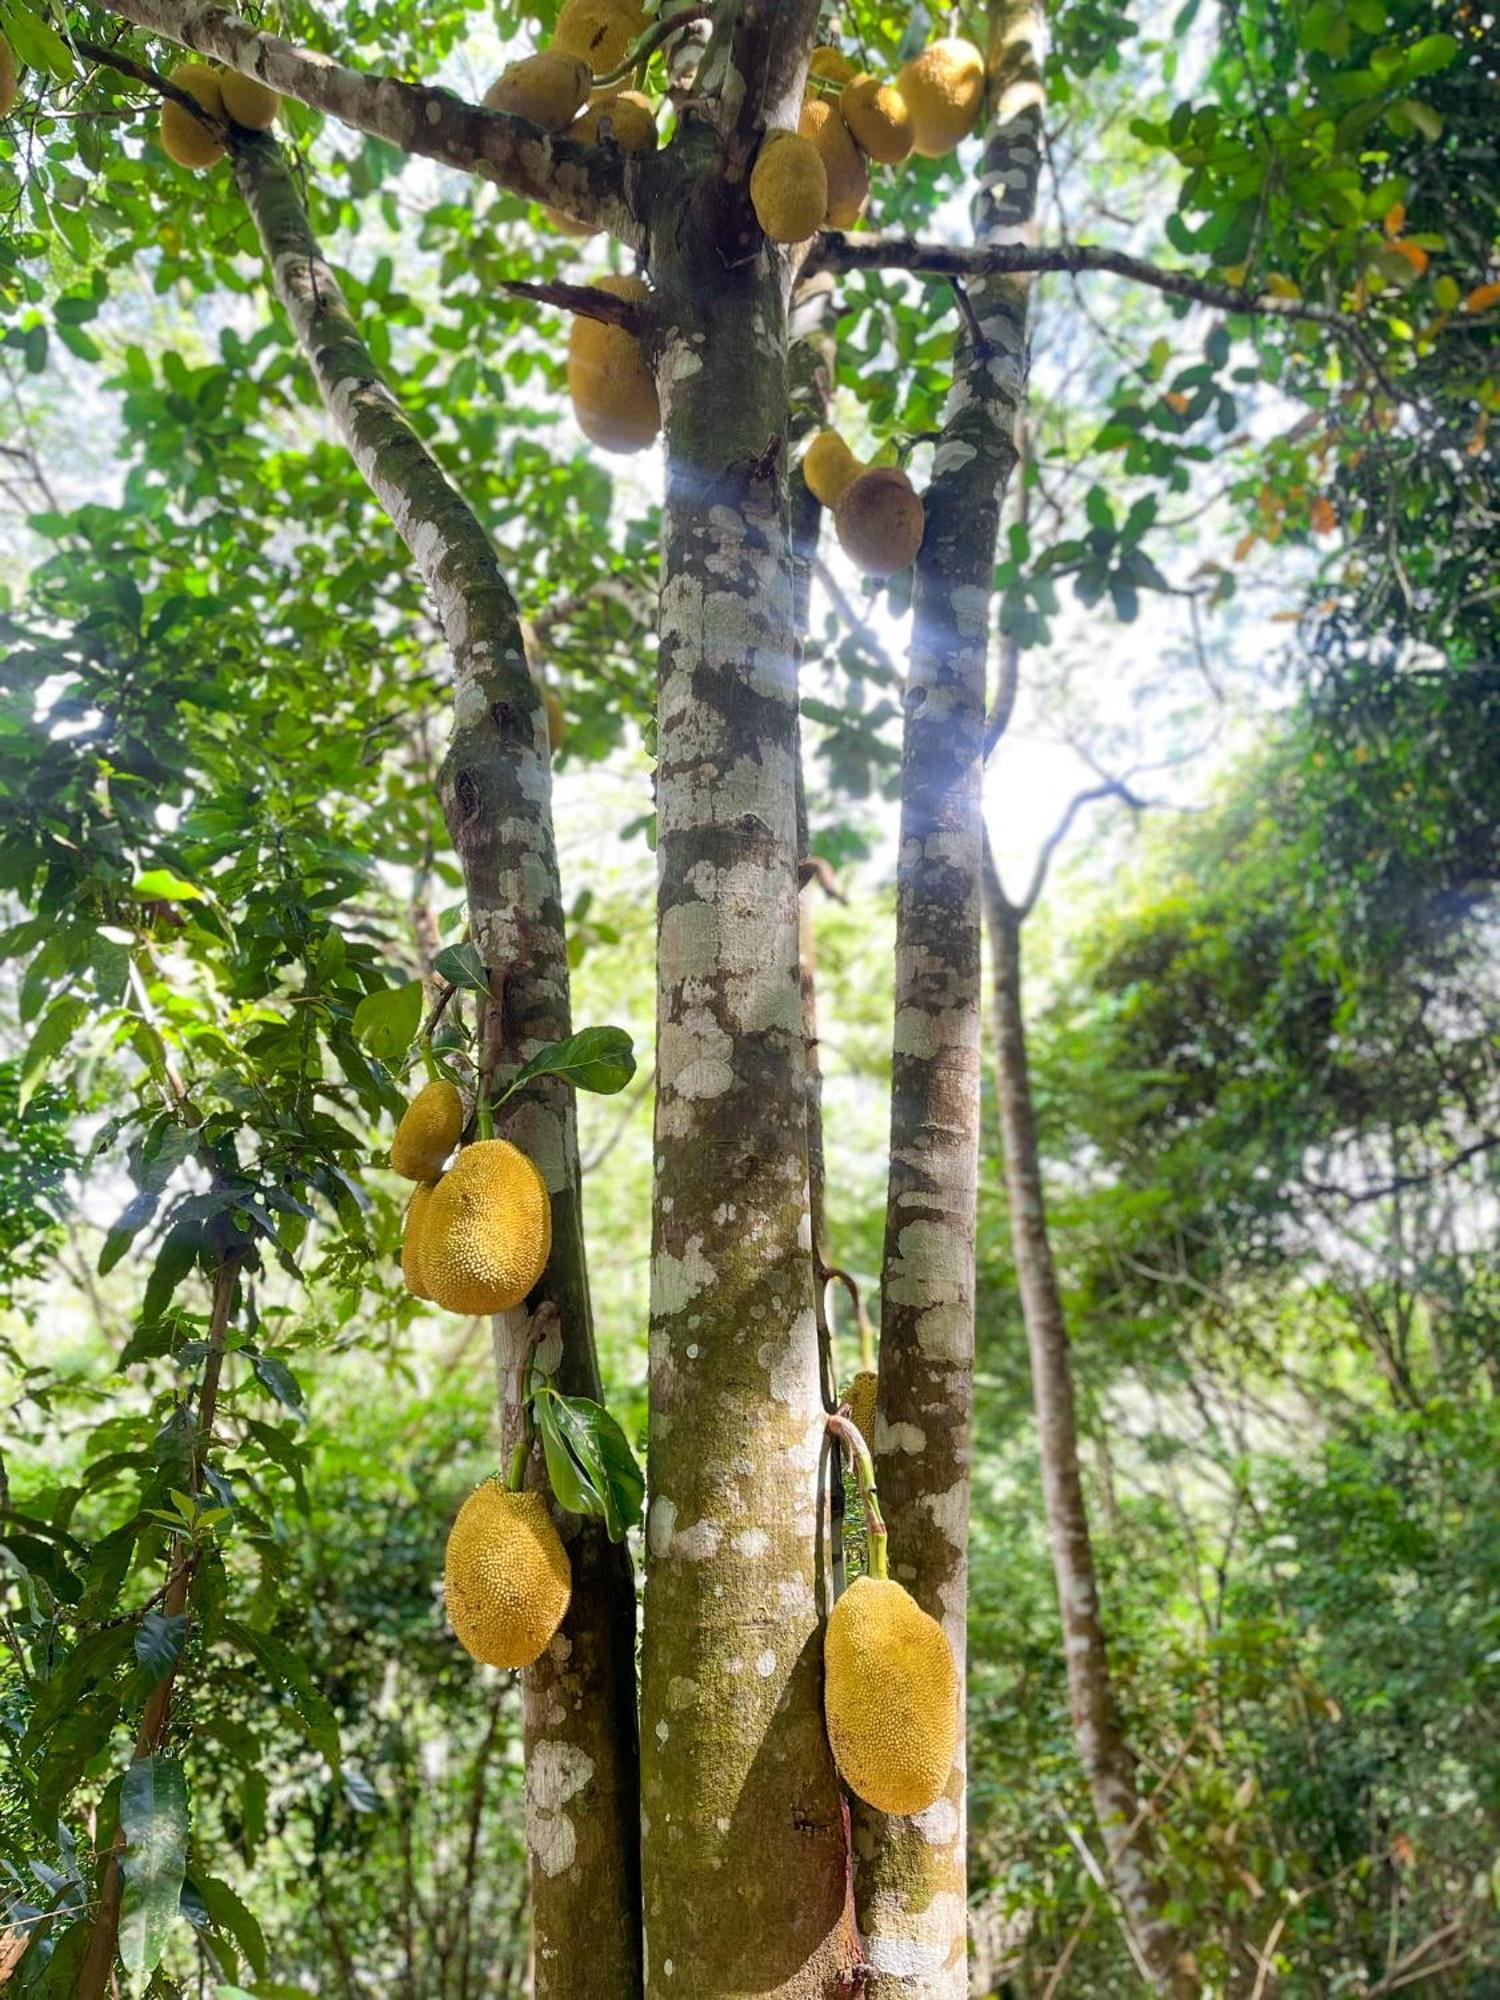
[19,994,89,1113]
[352,980,423,1062]
[132,868,203,903]
[119,1754,190,1983]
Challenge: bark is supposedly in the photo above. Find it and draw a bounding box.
[981,848,1183,1987]
[94,0,640,236]
[857,9,1042,1993]
[232,134,642,2000]
[634,9,859,1995]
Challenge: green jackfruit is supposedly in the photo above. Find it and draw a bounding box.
[844,1369,878,1445]
[391,1079,465,1182]
[824,1575,960,1815]
[445,1481,572,1667]
[750,129,827,244]
[159,63,225,169]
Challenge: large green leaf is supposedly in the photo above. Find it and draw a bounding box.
[498,1025,637,1103]
[533,1388,644,1543]
[352,980,424,1062]
[119,1754,190,1983]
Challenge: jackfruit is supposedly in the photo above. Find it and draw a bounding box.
[391,1078,465,1182]
[543,204,600,239]
[570,88,657,152]
[0,36,18,119]
[749,129,827,245]
[484,51,592,131]
[544,687,567,754]
[807,45,857,85]
[566,273,660,453]
[803,429,862,508]
[840,73,914,165]
[798,95,868,230]
[220,70,280,129]
[422,1137,553,1314]
[444,1480,572,1668]
[824,1575,960,1815]
[552,0,645,74]
[159,63,225,169]
[844,1368,879,1445]
[835,465,926,577]
[402,1180,439,1301]
[896,37,986,157]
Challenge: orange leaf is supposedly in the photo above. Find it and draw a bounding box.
[1390,239,1429,275]
[1164,390,1191,414]
[1232,531,1258,563]
[1310,497,1338,534]
[1463,280,1500,313]
[1383,200,1407,238]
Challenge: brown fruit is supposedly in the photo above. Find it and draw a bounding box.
[0,36,19,119]
[566,273,659,453]
[220,71,280,130]
[840,74,914,165]
[484,51,592,131]
[807,45,857,85]
[799,94,868,230]
[835,465,926,577]
[159,63,225,170]
[749,129,828,244]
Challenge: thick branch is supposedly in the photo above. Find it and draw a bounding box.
[500,278,644,332]
[91,0,641,238]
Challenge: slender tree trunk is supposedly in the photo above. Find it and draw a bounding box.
[981,852,1183,1986]
[858,9,1041,1991]
[232,135,642,2000]
[635,10,860,1995]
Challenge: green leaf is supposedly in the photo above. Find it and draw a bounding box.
[119,1754,190,1983]
[352,980,423,1062]
[532,1388,644,1543]
[1404,32,1459,76]
[19,994,89,1113]
[431,940,490,995]
[0,0,75,79]
[194,1873,267,1979]
[499,1025,637,1103]
[134,1610,188,1685]
[133,868,203,902]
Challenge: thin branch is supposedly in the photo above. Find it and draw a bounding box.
[1019,778,1145,918]
[73,33,225,136]
[1300,1133,1500,1205]
[498,277,644,333]
[592,4,713,88]
[946,275,991,360]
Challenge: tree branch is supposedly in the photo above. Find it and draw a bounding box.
[91,0,641,239]
[1301,1133,1500,1205]
[499,277,644,332]
[1020,778,1144,918]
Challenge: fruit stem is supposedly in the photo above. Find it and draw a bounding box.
[476,1095,494,1142]
[826,1411,888,1581]
[505,1436,529,1493]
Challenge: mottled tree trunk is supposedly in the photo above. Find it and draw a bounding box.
[634,9,860,1995]
[233,136,642,2000]
[981,852,1182,1987]
[857,9,1042,1992]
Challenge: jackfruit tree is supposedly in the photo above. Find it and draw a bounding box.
[0,0,1493,1996]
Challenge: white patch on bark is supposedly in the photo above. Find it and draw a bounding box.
[647,1495,678,1558]
[733,1527,770,1557]
[875,1414,927,1455]
[754,1649,776,1678]
[526,1740,594,1880]
[931,438,978,477]
[653,1234,715,1317]
[671,1516,723,1562]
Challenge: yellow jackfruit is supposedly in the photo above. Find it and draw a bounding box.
[402,1180,439,1301]
[0,36,18,119]
[220,70,280,130]
[552,0,645,74]
[570,88,657,152]
[835,465,926,577]
[749,129,828,245]
[159,63,225,170]
[544,687,567,754]
[445,1480,572,1668]
[543,204,600,239]
[390,1078,465,1182]
[896,37,986,157]
[566,273,660,453]
[844,1369,879,1445]
[824,1575,960,1815]
[807,45,857,85]
[484,51,592,131]
[840,73,914,165]
[802,429,862,508]
[798,95,868,230]
[422,1138,553,1314]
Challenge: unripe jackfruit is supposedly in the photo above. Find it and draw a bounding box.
[220,70,280,130]
[750,129,827,245]
[160,63,225,169]
[445,1480,572,1668]
[553,0,645,74]
[422,1138,553,1314]
[824,1575,960,1815]
[808,45,857,85]
[485,51,592,131]
[798,95,868,230]
[402,1180,439,1300]
[566,274,659,453]
[570,88,657,152]
[835,465,926,577]
[844,1369,879,1445]
[0,36,18,119]
[840,74,915,165]
[391,1079,465,1182]
[896,38,986,157]
[803,430,862,508]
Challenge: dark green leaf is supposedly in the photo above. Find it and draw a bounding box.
[118,1755,190,1982]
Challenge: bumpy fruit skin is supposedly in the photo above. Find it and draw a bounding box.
[571,88,657,152]
[553,0,644,73]
[220,71,280,129]
[824,1576,960,1815]
[844,1369,879,1446]
[160,63,226,169]
[841,73,915,165]
[445,1482,572,1669]
[808,44,857,85]
[423,1138,553,1314]
[484,51,592,131]
[803,430,862,508]
[566,273,660,453]
[897,37,986,157]
[749,129,828,244]
[835,465,926,577]
[401,1181,439,1301]
[799,95,868,230]
[390,1079,465,1182]
[0,36,18,119]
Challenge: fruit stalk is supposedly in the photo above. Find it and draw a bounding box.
[826,1411,888,1581]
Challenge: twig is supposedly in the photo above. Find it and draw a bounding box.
[499,276,644,332]
[592,4,713,88]
[946,275,991,360]
[1019,778,1146,917]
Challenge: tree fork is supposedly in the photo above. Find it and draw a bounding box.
[232,134,643,1999]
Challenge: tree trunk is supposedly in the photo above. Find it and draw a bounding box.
[635,11,860,1995]
[232,135,642,2000]
[981,852,1183,1986]
[858,9,1042,1991]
